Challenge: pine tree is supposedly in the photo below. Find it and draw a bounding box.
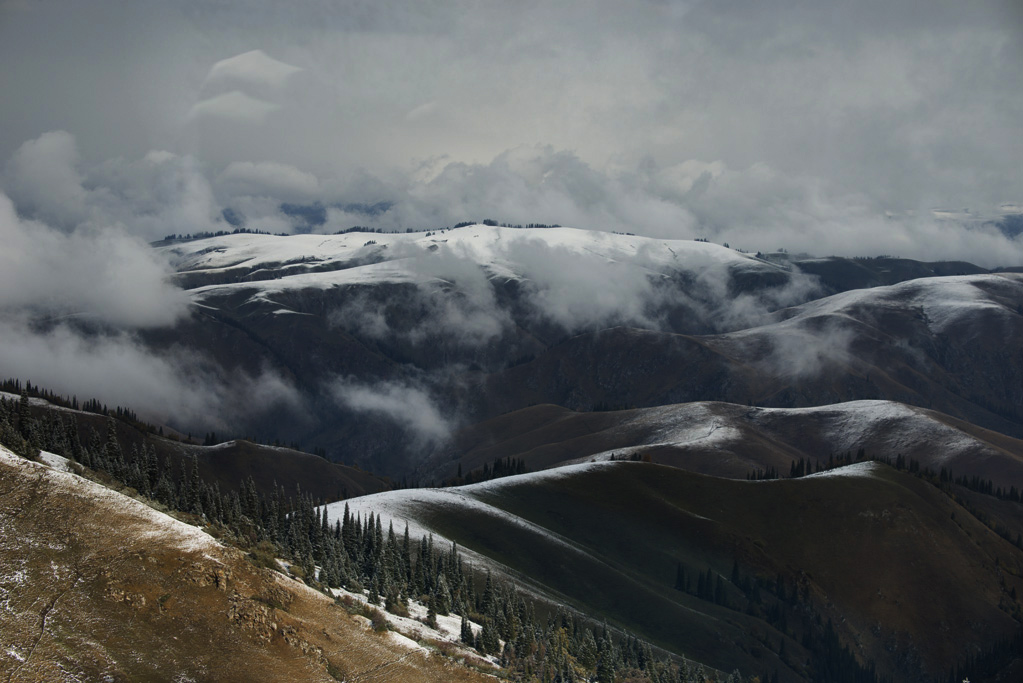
[18,388,30,438]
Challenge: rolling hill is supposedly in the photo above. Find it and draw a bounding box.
[426,399,1023,489]
[328,460,1023,682]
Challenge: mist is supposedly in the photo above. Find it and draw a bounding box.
[330,377,453,446]
[0,317,303,433]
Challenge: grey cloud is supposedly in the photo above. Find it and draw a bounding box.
[0,191,189,328]
[202,50,303,92]
[755,321,857,381]
[218,160,320,200]
[0,317,304,433]
[4,131,89,229]
[187,91,281,124]
[190,50,304,125]
[3,131,221,241]
[1,1,1020,263]
[499,236,669,332]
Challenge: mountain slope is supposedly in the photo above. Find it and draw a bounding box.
[10,392,392,500]
[0,446,489,682]
[477,273,1023,438]
[329,461,1023,682]
[428,399,1023,489]
[141,228,1023,472]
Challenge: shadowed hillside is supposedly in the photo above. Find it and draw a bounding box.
[427,400,1023,490]
[335,461,1023,682]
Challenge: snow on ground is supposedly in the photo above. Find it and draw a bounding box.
[321,461,621,600]
[566,399,992,468]
[162,225,755,277]
[324,461,615,542]
[328,584,492,662]
[461,459,615,494]
[605,403,746,453]
[767,273,1020,335]
[800,461,882,479]
[164,225,766,307]
[748,400,983,466]
[37,450,71,472]
[0,445,217,554]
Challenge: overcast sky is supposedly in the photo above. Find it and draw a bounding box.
[1,0,1022,257]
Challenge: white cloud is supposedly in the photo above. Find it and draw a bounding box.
[3,130,89,229]
[202,49,302,91]
[187,90,281,123]
[2,130,221,242]
[0,318,303,432]
[0,192,189,328]
[330,378,453,444]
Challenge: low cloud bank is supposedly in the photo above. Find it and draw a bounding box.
[330,378,453,446]
[0,134,303,434]
[0,318,303,432]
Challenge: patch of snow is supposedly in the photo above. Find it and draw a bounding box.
[0,445,217,554]
[38,450,71,472]
[329,585,483,656]
[387,630,430,653]
[801,461,882,479]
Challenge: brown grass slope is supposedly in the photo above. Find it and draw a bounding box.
[379,462,1023,681]
[429,400,1023,491]
[0,448,489,683]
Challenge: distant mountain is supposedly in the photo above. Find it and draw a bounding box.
[426,399,1023,488]
[148,226,1023,474]
[474,273,1023,440]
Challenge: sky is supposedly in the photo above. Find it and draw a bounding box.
[1,0,1021,255]
[0,0,1022,432]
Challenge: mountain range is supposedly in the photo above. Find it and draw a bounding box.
[5,224,1023,681]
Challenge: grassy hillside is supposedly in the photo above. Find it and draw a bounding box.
[350,461,1023,682]
[0,447,490,683]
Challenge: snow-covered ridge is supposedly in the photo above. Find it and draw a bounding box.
[768,273,1023,335]
[160,225,768,297]
[558,400,997,469]
[161,225,755,274]
[801,461,882,479]
[323,462,613,543]
[320,461,619,575]
[0,445,217,553]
